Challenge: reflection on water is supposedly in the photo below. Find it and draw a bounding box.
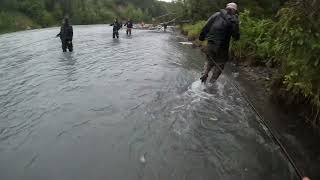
[0,25,298,180]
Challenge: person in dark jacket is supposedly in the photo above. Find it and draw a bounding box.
[124,18,133,36]
[199,2,240,83]
[163,23,168,32]
[110,18,122,38]
[56,18,73,52]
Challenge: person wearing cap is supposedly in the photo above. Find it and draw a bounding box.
[199,2,240,83]
[56,17,73,52]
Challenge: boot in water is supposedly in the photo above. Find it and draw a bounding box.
[200,74,208,83]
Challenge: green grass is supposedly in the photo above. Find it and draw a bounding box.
[0,11,39,34]
[181,21,206,40]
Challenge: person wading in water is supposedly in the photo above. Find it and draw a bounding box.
[199,2,240,83]
[163,23,168,32]
[110,18,122,39]
[124,18,133,36]
[56,17,73,52]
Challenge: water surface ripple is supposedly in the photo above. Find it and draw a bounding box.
[0,26,298,180]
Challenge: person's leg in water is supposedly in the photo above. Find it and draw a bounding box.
[209,63,224,83]
[113,30,118,38]
[62,40,67,52]
[200,56,214,83]
[126,29,128,35]
[67,41,73,52]
[128,28,131,36]
[116,31,119,38]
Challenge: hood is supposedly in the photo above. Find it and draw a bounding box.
[219,9,238,23]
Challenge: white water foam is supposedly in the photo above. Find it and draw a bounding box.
[179,42,193,45]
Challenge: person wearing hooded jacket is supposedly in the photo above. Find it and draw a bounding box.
[124,18,133,36]
[57,18,73,52]
[110,18,122,38]
[199,2,240,83]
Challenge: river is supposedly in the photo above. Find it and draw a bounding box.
[0,25,299,180]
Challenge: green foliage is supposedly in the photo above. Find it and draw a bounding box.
[181,21,206,40]
[230,6,320,125]
[232,10,275,63]
[41,10,56,27]
[168,0,287,22]
[0,11,14,33]
[123,4,150,22]
[148,1,168,18]
[18,0,45,22]
[273,7,320,112]
[0,0,168,32]
[0,11,39,33]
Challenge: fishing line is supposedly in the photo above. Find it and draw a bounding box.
[207,56,303,179]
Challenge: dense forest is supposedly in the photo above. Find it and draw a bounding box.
[0,0,168,33]
[176,0,320,128]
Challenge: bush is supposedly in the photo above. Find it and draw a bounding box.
[0,11,38,33]
[181,21,206,40]
[97,9,115,23]
[231,8,320,126]
[40,11,56,27]
[0,11,14,32]
[274,7,320,119]
[123,4,151,22]
[18,0,45,22]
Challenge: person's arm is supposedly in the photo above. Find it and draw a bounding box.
[110,23,114,26]
[56,27,62,37]
[70,26,73,41]
[199,12,220,41]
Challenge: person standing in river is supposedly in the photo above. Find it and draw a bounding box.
[163,23,168,32]
[110,18,122,39]
[56,17,73,52]
[124,18,133,36]
[199,2,240,83]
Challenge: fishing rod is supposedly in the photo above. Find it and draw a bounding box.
[207,56,304,179]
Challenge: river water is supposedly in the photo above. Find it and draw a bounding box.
[0,25,299,180]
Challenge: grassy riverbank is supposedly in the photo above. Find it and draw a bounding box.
[0,11,40,34]
[181,8,320,129]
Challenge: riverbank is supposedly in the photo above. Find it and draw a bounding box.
[0,11,41,34]
[236,63,320,180]
[179,27,320,179]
